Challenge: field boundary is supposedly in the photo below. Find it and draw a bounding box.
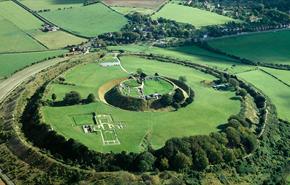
[259,68,290,87]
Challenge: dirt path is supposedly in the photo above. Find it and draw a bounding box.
[0,57,69,103]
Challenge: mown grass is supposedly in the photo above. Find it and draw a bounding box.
[143,78,173,96]
[208,30,290,64]
[0,50,66,79]
[238,69,290,121]
[42,55,240,152]
[40,3,128,37]
[152,3,235,27]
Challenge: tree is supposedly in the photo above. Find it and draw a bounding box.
[237,88,247,98]
[160,94,173,107]
[136,152,156,172]
[226,127,241,147]
[159,157,169,170]
[51,93,57,101]
[63,91,81,105]
[192,149,209,171]
[87,93,95,103]
[171,152,192,171]
[179,76,187,83]
[173,88,185,103]
[229,78,239,89]
[137,68,143,75]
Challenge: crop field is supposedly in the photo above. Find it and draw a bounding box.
[152,3,235,27]
[238,69,290,121]
[42,55,240,152]
[21,0,84,11]
[208,30,290,64]
[40,3,128,37]
[0,50,66,79]
[103,0,167,9]
[108,44,255,74]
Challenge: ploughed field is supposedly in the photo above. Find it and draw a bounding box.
[41,55,240,152]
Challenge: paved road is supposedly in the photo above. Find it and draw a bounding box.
[0,57,69,103]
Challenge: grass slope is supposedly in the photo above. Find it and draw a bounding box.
[238,69,290,121]
[152,3,235,27]
[111,6,154,15]
[0,50,66,79]
[42,55,240,152]
[40,3,128,37]
[209,30,290,64]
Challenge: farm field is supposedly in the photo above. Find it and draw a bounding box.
[31,30,86,49]
[208,30,290,64]
[40,3,128,37]
[21,0,83,11]
[0,50,66,79]
[152,3,235,27]
[111,6,154,15]
[108,44,255,74]
[261,67,290,85]
[42,55,240,152]
[238,69,290,121]
[0,19,46,53]
[103,0,167,9]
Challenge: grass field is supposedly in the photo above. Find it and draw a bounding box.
[0,50,66,79]
[143,78,173,96]
[0,18,46,53]
[108,44,255,74]
[152,3,235,27]
[21,0,83,11]
[31,30,86,49]
[103,0,167,9]
[238,69,290,121]
[111,6,154,15]
[209,30,290,64]
[42,55,240,152]
[40,3,128,37]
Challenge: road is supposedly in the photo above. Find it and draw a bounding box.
[0,57,69,103]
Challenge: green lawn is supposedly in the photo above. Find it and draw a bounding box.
[209,30,290,64]
[40,3,128,37]
[143,78,173,96]
[108,44,255,74]
[0,50,66,79]
[261,67,290,85]
[42,55,240,152]
[152,3,235,27]
[238,70,290,121]
[21,0,84,11]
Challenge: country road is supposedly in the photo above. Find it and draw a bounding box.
[0,57,69,103]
